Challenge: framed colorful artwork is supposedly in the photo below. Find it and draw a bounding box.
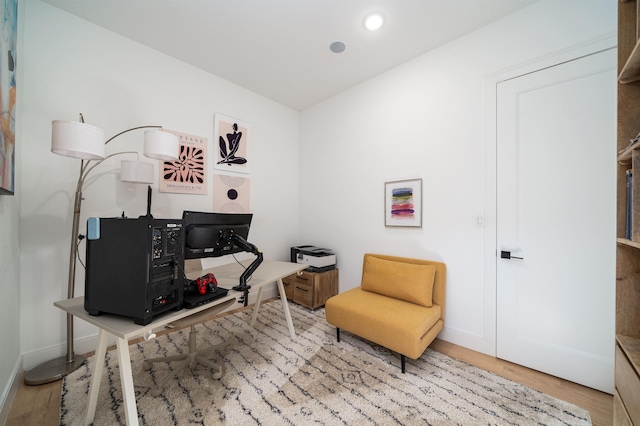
[214,113,250,175]
[0,0,17,195]
[159,130,208,194]
[385,178,422,227]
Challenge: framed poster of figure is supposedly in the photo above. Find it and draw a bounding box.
[214,113,250,175]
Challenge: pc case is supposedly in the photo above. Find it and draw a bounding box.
[84,216,185,325]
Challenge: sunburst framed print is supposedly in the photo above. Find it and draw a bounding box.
[159,130,208,194]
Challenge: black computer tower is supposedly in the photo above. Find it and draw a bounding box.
[84,216,185,325]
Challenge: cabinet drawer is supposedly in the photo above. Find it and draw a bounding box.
[284,269,339,309]
[282,276,295,300]
[294,271,317,286]
[294,282,313,307]
[616,344,640,425]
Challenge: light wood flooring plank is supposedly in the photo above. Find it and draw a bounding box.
[6,377,61,426]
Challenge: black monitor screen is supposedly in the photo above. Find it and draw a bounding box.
[182,211,253,259]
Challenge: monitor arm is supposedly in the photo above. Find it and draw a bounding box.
[229,233,263,306]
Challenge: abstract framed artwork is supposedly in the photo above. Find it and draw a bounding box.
[213,172,250,213]
[159,129,208,194]
[214,113,250,175]
[385,178,422,227]
[0,0,16,195]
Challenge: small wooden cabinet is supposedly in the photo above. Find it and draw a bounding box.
[282,269,338,310]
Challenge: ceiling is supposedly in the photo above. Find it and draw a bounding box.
[43,0,538,111]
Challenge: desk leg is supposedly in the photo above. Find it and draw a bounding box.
[116,337,139,426]
[84,329,108,426]
[249,286,264,327]
[276,278,296,340]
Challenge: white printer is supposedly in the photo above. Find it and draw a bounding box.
[290,245,336,272]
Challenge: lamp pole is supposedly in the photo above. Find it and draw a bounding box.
[23,125,164,385]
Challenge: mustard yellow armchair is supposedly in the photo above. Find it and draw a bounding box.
[325,253,446,373]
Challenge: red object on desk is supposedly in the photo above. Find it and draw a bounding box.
[195,273,218,295]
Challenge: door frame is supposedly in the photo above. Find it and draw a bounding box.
[480,35,617,357]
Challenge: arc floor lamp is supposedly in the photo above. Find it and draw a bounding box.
[23,114,179,385]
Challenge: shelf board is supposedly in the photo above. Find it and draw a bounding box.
[617,334,640,375]
[617,237,640,249]
[618,142,640,163]
[620,39,640,83]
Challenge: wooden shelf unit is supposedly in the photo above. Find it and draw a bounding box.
[616,1,640,424]
[282,268,338,310]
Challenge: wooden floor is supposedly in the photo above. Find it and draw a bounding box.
[429,339,613,426]
[6,304,613,425]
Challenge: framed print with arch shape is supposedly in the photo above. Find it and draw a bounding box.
[213,172,250,213]
[385,178,422,227]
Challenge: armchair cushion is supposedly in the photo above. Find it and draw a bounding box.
[361,255,436,307]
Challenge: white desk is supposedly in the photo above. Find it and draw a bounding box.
[55,260,307,426]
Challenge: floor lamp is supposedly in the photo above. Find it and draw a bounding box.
[23,114,179,385]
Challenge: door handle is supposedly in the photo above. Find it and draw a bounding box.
[501,250,523,260]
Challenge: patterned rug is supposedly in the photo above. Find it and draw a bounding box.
[60,301,591,425]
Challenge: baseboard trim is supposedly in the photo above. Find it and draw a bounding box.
[0,355,23,425]
[438,325,495,357]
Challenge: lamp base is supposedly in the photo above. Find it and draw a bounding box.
[23,354,86,386]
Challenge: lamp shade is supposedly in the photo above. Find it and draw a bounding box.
[143,130,179,161]
[120,160,154,184]
[51,120,106,160]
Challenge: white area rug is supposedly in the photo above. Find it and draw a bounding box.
[60,301,591,425]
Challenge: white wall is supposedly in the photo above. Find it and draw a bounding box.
[0,141,21,419]
[19,0,300,370]
[299,0,617,355]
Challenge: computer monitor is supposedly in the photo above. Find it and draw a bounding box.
[182,211,253,260]
[182,210,263,306]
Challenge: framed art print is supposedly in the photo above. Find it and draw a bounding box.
[214,113,250,175]
[385,178,422,227]
[213,172,250,213]
[0,0,16,195]
[159,130,208,194]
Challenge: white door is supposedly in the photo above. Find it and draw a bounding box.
[496,48,616,393]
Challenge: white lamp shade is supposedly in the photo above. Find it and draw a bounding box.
[51,120,106,160]
[144,130,179,161]
[120,160,154,184]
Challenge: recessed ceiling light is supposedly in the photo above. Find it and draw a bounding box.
[330,41,346,53]
[364,12,385,31]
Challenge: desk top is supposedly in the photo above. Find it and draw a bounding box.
[55,260,307,341]
[188,259,307,289]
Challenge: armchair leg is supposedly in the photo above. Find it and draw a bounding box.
[336,328,341,342]
[401,355,406,373]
